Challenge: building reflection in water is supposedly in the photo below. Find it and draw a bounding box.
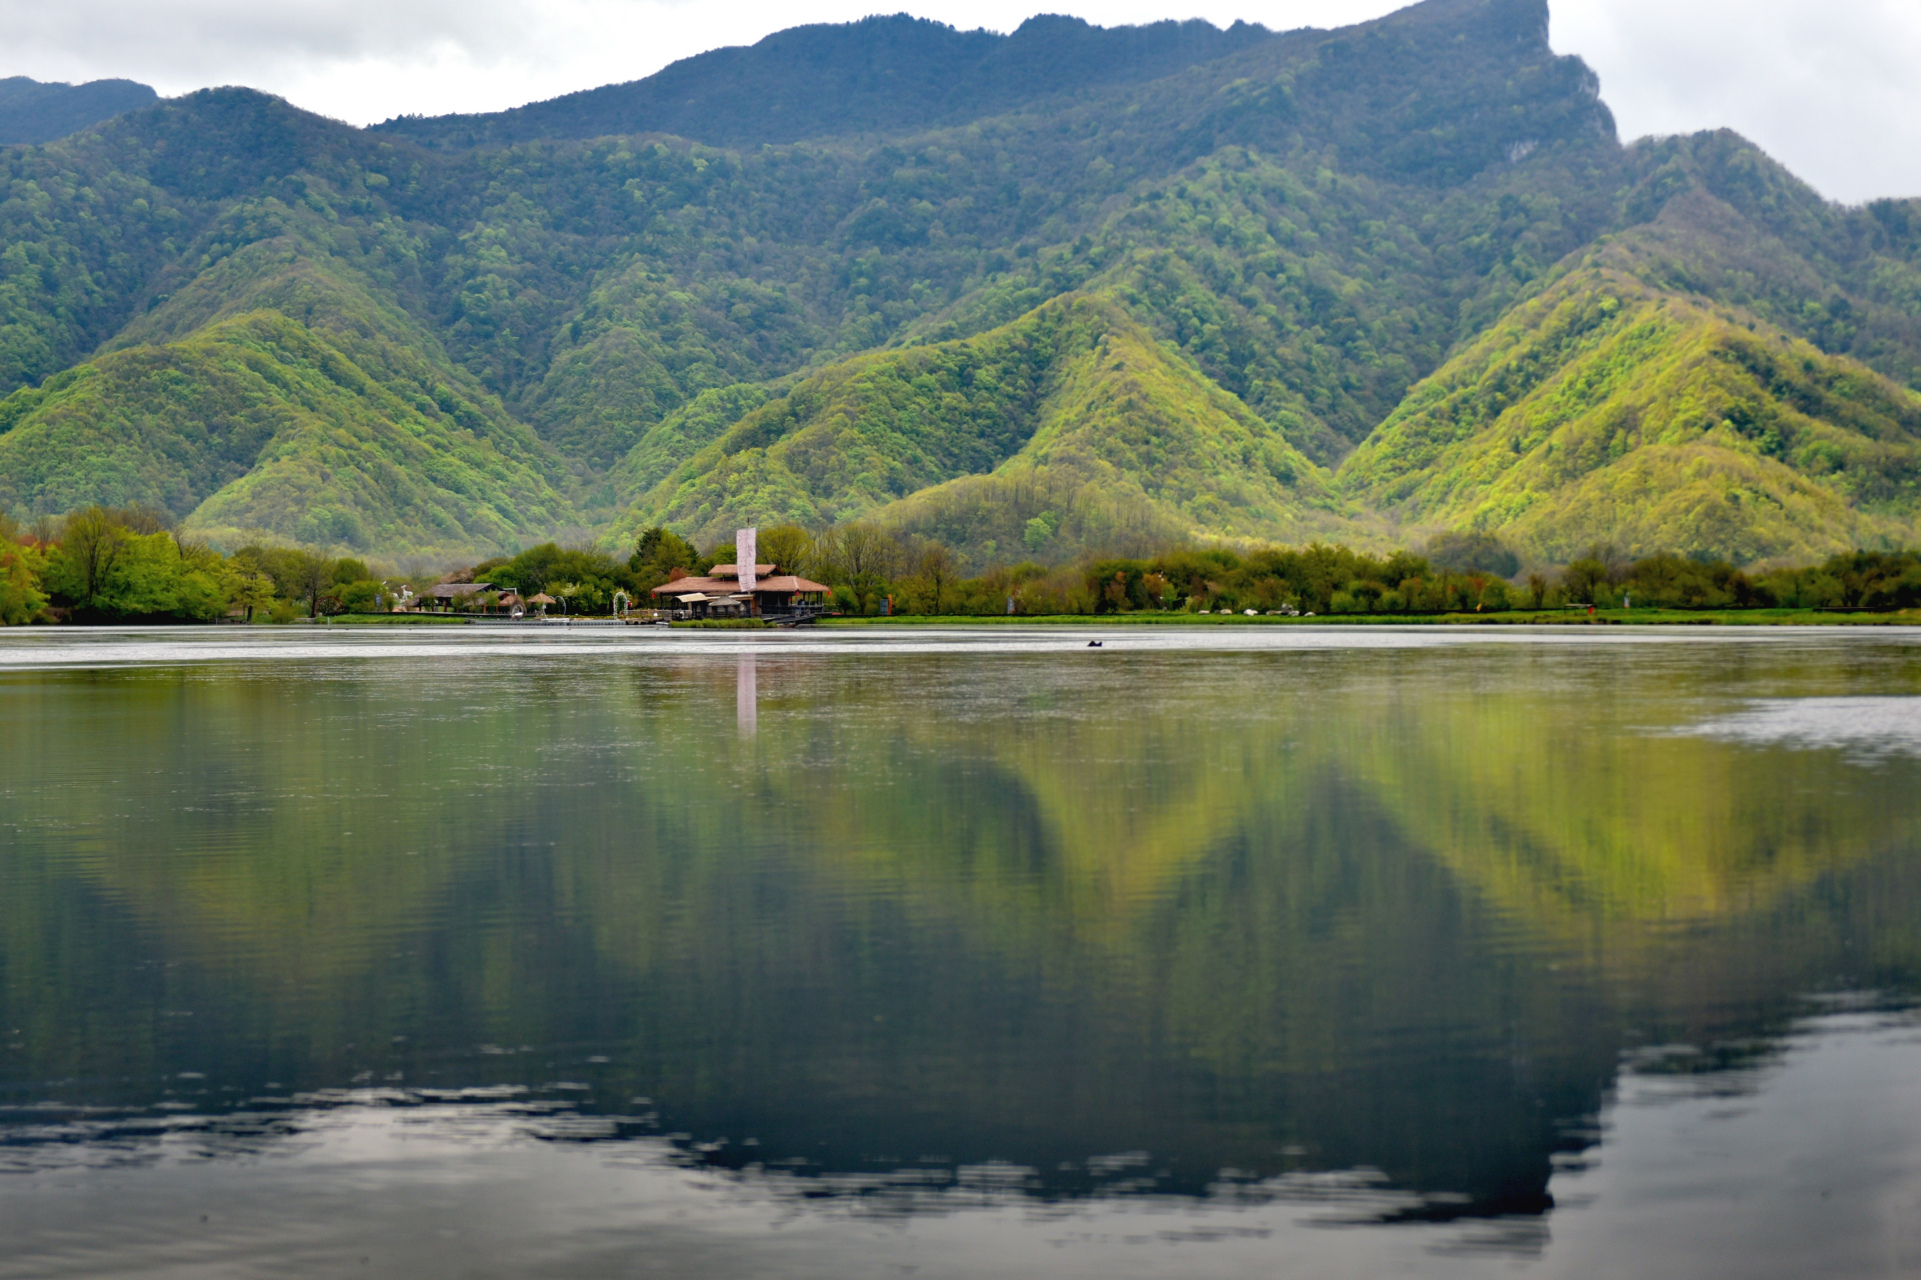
[737,652,757,737]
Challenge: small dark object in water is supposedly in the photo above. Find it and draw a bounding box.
[1088,640,1103,648]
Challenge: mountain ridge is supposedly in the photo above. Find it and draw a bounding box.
[372,14,1281,151]
[0,76,157,146]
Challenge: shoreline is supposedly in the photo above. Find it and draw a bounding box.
[819,608,1921,628]
[17,608,1921,631]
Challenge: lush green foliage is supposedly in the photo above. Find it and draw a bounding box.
[628,525,705,590]
[5,496,1920,627]
[783,523,1921,619]
[469,542,634,611]
[36,507,233,621]
[0,188,576,555]
[0,505,448,623]
[1558,547,1921,612]
[608,293,1348,560]
[0,515,46,623]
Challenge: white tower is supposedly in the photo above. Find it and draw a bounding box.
[736,528,758,593]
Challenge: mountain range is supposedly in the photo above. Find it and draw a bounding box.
[2,0,1919,567]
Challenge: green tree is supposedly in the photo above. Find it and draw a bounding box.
[47,528,230,621]
[759,524,815,577]
[51,507,130,613]
[0,532,48,625]
[917,542,958,615]
[629,528,700,590]
[234,572,275,622]
[337,580,389,613]
[815,523,902,615]
[1561,558,1610,606]
[289,550,332,618]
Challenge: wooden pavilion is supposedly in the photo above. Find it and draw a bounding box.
[649,562,831,620]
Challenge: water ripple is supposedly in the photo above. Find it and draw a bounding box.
[1680,697,1921,758]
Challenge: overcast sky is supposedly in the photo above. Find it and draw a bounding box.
[2,0,1915,204]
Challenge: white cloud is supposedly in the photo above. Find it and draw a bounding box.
[1550,0,1921,204]
[1,0,1918,202]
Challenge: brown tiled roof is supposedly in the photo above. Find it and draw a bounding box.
[650,575,732,595]
[754,575,830,594]
[426,582,493,599]
[711,563,776,578]
[650,574,829,597]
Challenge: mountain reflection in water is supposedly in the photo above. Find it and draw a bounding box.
[2,629,1920,1276]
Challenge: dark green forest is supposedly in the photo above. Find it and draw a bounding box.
[3,0,1921,583]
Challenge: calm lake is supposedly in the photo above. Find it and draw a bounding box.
[3,625,1920,1278]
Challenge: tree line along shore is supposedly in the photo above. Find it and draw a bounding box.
[3,507,1920,627]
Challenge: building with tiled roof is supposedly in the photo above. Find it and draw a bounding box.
[649,562,831,619]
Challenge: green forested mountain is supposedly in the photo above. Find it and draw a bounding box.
[1342,224,1921,563]
[3,0,1920,564]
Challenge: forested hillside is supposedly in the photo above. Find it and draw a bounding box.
[3,0,1920,566]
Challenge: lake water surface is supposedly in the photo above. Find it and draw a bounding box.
[3,625,1920,1278]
